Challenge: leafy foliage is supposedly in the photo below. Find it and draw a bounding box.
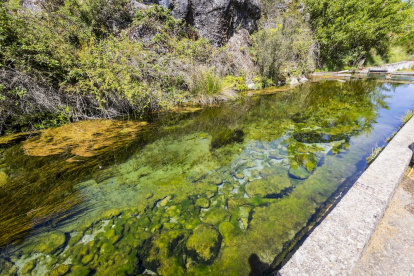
[0,1,234,133]
[305,0,414,69]
[252,12,316,83]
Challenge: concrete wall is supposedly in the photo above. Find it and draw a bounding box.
[278,116,414,275]
[369,61,414,73]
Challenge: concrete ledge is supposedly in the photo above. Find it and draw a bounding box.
[278,116,414,276]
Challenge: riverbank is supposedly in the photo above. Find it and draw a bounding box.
[310,61,414,80]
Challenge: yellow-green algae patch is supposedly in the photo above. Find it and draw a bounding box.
[0,171,7,186]
[0,131,40,147]
[0,119,151,248]
[22,119,149,157]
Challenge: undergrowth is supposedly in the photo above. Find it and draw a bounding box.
[0,1,249,134]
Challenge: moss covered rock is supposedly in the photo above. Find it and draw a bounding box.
[195,197,210,208]
[21,259,37,275]
[0,259,17,276]
[67,266,93,276]
[202,208,231,225]
[268,150,285,160]
[159,195,172,207]
[259,165,286,178]
[35,232,66,255]
[246,174,291,197]
[234,172,245,179]
[186,224,222,264]
[218,222,240,245]
[288,166,310,180]
[48,264,70,276]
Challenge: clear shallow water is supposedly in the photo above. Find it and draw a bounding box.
[0,78,413,275]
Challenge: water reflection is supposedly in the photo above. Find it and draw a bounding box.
[0,79,412,276]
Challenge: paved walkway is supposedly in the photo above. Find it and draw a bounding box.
[352,171,414,275]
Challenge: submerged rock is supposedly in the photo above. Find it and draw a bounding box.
[259,165,286,178]
[211,129,245,149]
[0,259,17,276]
[186,224,222,264]
[246,174,291,197]
[218,221,238,243]
[159,195,172,207]
[34,232,67,255]
[202,208,231,225]
[47,264,70,276]
[268,150,285,160]
[21,259,37,275]
[288,166,311,180]
[196,197,210,208]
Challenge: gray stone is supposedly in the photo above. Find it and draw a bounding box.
[21,0,45,13]
[157,0,261,46]
[289,77,299,85]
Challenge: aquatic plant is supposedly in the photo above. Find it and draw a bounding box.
[401,109,414,124]
[366,144,384,164]
[0,119,151,248]
[22,119,149,157]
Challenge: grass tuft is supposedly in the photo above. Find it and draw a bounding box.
[401,109,414,124]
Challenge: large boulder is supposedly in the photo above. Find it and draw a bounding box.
[150,0,261,47]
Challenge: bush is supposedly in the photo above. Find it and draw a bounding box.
[305,0,414,70]
[252,13,316,83]
[0,1,250,133]
[386,46,409,63]
[189,68,224,96]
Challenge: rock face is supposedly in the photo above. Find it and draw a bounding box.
[148,0,261,46]
[186,224,222,264]
[21,0,261,47]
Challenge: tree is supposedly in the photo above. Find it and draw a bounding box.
[305,0,414,69]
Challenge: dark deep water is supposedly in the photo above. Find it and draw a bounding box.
[0,77,413,275]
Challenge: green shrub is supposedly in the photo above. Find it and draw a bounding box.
[305,0,414,70]
[223,76,248,92]
[386,46,408,63]
[190,69,224,96]
[365,49,385,67]
[252,12,316,83]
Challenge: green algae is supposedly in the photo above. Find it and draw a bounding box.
[1,79,413,275]
[186,224,222,265]
[246,173,291,197]
[196,197,210,208]
[202,208,231,226]
[288,166,311,180]
[0,171,7,186]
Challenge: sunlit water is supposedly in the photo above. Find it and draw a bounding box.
[0,78,413,275]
